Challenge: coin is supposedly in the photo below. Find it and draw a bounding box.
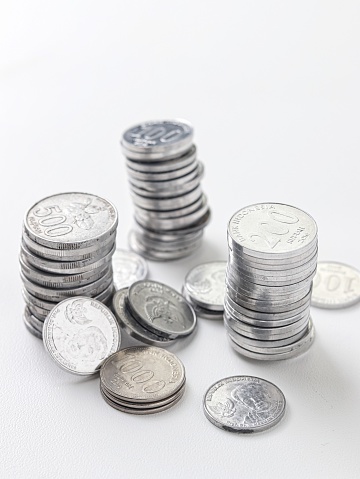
[311,261,360,309]
[43,297,121,375]
[112,289,175,347]
[127,280,197,339]
[24,192,118,250]
[112,249,148,291]
[121,120,194,161]
[203,376,286,433]
[183,261,226,312]
[100,346,185,403]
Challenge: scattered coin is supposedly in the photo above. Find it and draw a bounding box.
[100,346,186,414]
[203,376,286,433]
[311,261,360,309]
[112,249,148,291]
[225,203,318,360]
[20,193,118,339]
[43,297,121,375]
[121,120,211,260]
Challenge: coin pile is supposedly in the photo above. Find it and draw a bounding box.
[182,261,226,319]
[100,346,186,414]
[224,203,318,360]
[121,119,211,260]
[20,192,118,339]
[112,280,197,346]
[43,297,121,375]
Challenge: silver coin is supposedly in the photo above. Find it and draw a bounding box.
[24,306,44,332]
[127,156,197,182]
[20,254,111,289]
[22,230,115,261]
[100,346,185,403]
[24,192,118,250]
[181,288,224,319]
[133,227,203,246]
[131,185,203,211]
[228,327,314,360]
[23,310,43,339]
[228,203,317,259]
[126,145,197,174]
[203,376,286,433]
[21,268,113,302]
[20,241,115,275]
[112,289,174,347]
[22,287,58,311]
[127,280,197,338]
[100,384,185,414]
[184,261,226,312]
[43,297,121,375]
[311,261,360,309]
[112,249,148,291]
[134,195,205,220]
[26,300,49,320]
[121,119,193,161]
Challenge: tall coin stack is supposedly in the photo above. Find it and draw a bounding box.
[20,192,118,339]
[224,203,318,360]
[121,120,211,261]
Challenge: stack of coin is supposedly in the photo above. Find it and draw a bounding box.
[100,346,186,414]
[20,192,118,339]
[224,203,318,360]
[112,280,197,346]
[121,120,211,260]
[182,261,227,319]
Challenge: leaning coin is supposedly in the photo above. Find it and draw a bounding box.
[203,376,286,433]
[43,297,121,375]
[112,289,175,347]
[311,261,360,309]
[184,261,226,312]
[127,280,197,339]
[112,249,148,291]
[100,346,185,403]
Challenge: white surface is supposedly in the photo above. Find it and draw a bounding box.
[1,1,360,478]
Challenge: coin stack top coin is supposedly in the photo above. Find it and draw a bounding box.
[224,203,318,360]
[121,120,211,261]
[182,261,226,320]
[100,346,186,414]
[20,192,118,338]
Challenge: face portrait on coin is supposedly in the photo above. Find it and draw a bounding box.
[231,382,277,426]
[145,296,186,330]
[65,299,92,325]
[53,326,108,364]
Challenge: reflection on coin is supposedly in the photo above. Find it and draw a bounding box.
[112,249,148,291]
[311,261,360,309]
[43,297,121,375]
[184,261,226,312]
[203,376,286,433]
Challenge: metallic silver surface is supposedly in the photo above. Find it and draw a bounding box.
[311,261,360,309]
[112,249,148,291]
[127,280,197,338]
[203,376,286,433]
[184,261,226,312]
[112,289,174,347]
[43,297,121,375]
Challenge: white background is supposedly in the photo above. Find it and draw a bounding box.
[1,1,360,478]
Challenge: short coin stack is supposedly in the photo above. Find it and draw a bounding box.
[224,203,318,360]
[112,280,197,346]
[100,346,186,414]
[20,192,118,339]
[182,261,227,319]
[121,119,211,260]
